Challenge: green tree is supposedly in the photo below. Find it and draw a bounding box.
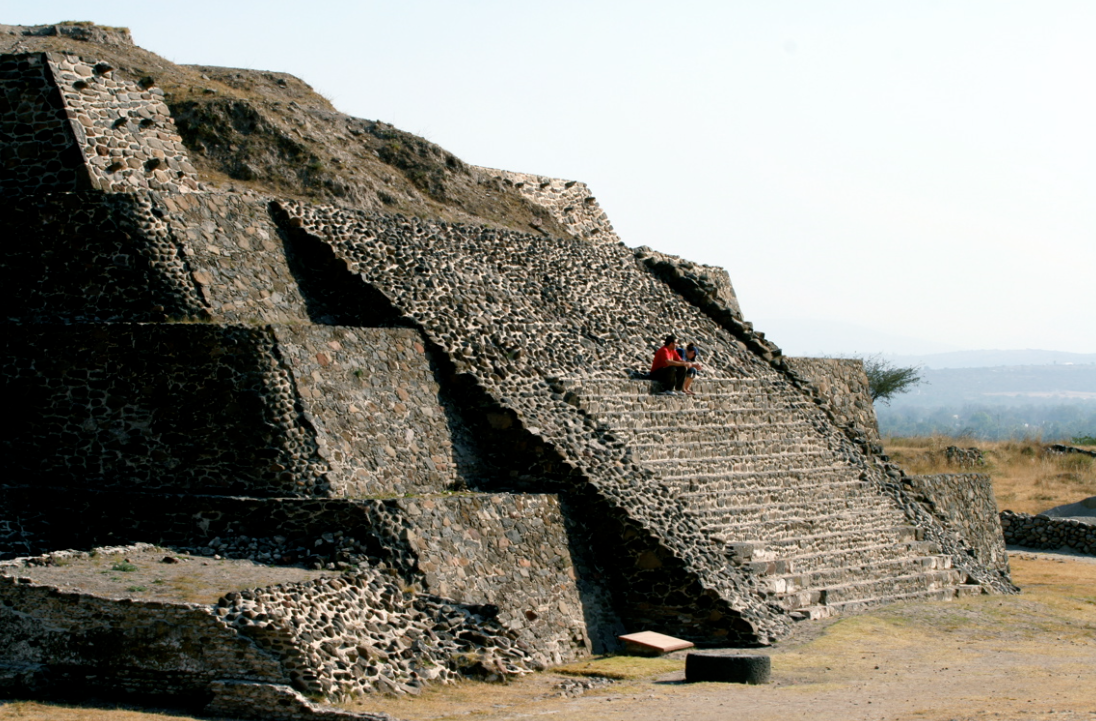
[860,355,923,405]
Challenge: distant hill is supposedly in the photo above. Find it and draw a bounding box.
[887,364,1096,408]
[886,350,1096,369]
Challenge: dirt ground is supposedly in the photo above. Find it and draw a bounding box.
[3,550,1094,721]
[2,546,336,605]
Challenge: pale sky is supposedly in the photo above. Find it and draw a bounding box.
[7,1,1095,356]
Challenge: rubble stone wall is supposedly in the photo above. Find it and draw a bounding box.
[0,562,550,719]
[473,167,621,245]
[3,324,332,497]
[785,357,881,444]
[1000,511,1096,555]
[904,474,1010,573]
[1,52,198,193]
[2,323,459,499]
[0,192,207,323]
[0,53,92,191]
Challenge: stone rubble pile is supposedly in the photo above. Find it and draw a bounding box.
[946,446,986,468]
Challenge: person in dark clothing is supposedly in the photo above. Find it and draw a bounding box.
[682,343,702,396]
[649,335,699,395]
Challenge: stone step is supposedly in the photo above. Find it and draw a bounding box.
[739,539,944,576]
[578,395,813,415]
[657,460,854,488]
[703,510,911,545]
[631,438,831,462]
[642,450,833,474]
[590,407,817,431]
[674,478,872,505]
[668,467,863,496]
[697,506,909,540]
[761,554,955,597]
[679,491,893,522]
[789,586,980,621]
[724,524,921,558]
[623,422,822,446]
[776,568,968,611]
[558,377,784,396]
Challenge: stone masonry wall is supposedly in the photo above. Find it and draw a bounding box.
[2,323,458,499]
[276,200,838,643]
[904,474,1010,574]
[1,192,208,323]
[1,52,198,193]
[785,357,881,444]
[0,574,288,701]
[1000,511,1096,555]
[3,324,332,497]
[473,167,621,245]
[273,326,458,497]
[1,561,553,718]
[0,53,92,191]
[53,52,197,191]
[0,487,593,665]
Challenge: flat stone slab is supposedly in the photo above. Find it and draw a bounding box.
[618,631,695,655]
[685,652,770,684]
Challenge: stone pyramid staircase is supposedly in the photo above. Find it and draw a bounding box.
[559,377,978,620]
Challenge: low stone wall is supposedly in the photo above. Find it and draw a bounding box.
[904,474,1009,574]
[1000,511,1096,555]
[473,167,620,245]
[785,357,881,445]
[1,23,135,47]
[0,575,286,701]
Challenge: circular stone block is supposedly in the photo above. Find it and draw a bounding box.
[685,652,770,684]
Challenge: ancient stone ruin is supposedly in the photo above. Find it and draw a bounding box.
[1,27,1015,720]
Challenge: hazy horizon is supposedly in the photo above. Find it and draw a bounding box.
[4,2,1094,355]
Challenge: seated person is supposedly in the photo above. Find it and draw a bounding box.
[682,343,702,395]
[650,335,698,395]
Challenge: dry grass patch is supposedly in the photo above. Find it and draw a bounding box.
[884,435,1096,514]
[0,702,195,721]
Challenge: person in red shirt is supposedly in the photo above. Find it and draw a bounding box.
[650,335,699,395]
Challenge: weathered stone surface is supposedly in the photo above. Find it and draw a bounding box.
[904,474,1010,573]
[1000,510,1096,555]
[785,357,881,445]
[0,52,198,193]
